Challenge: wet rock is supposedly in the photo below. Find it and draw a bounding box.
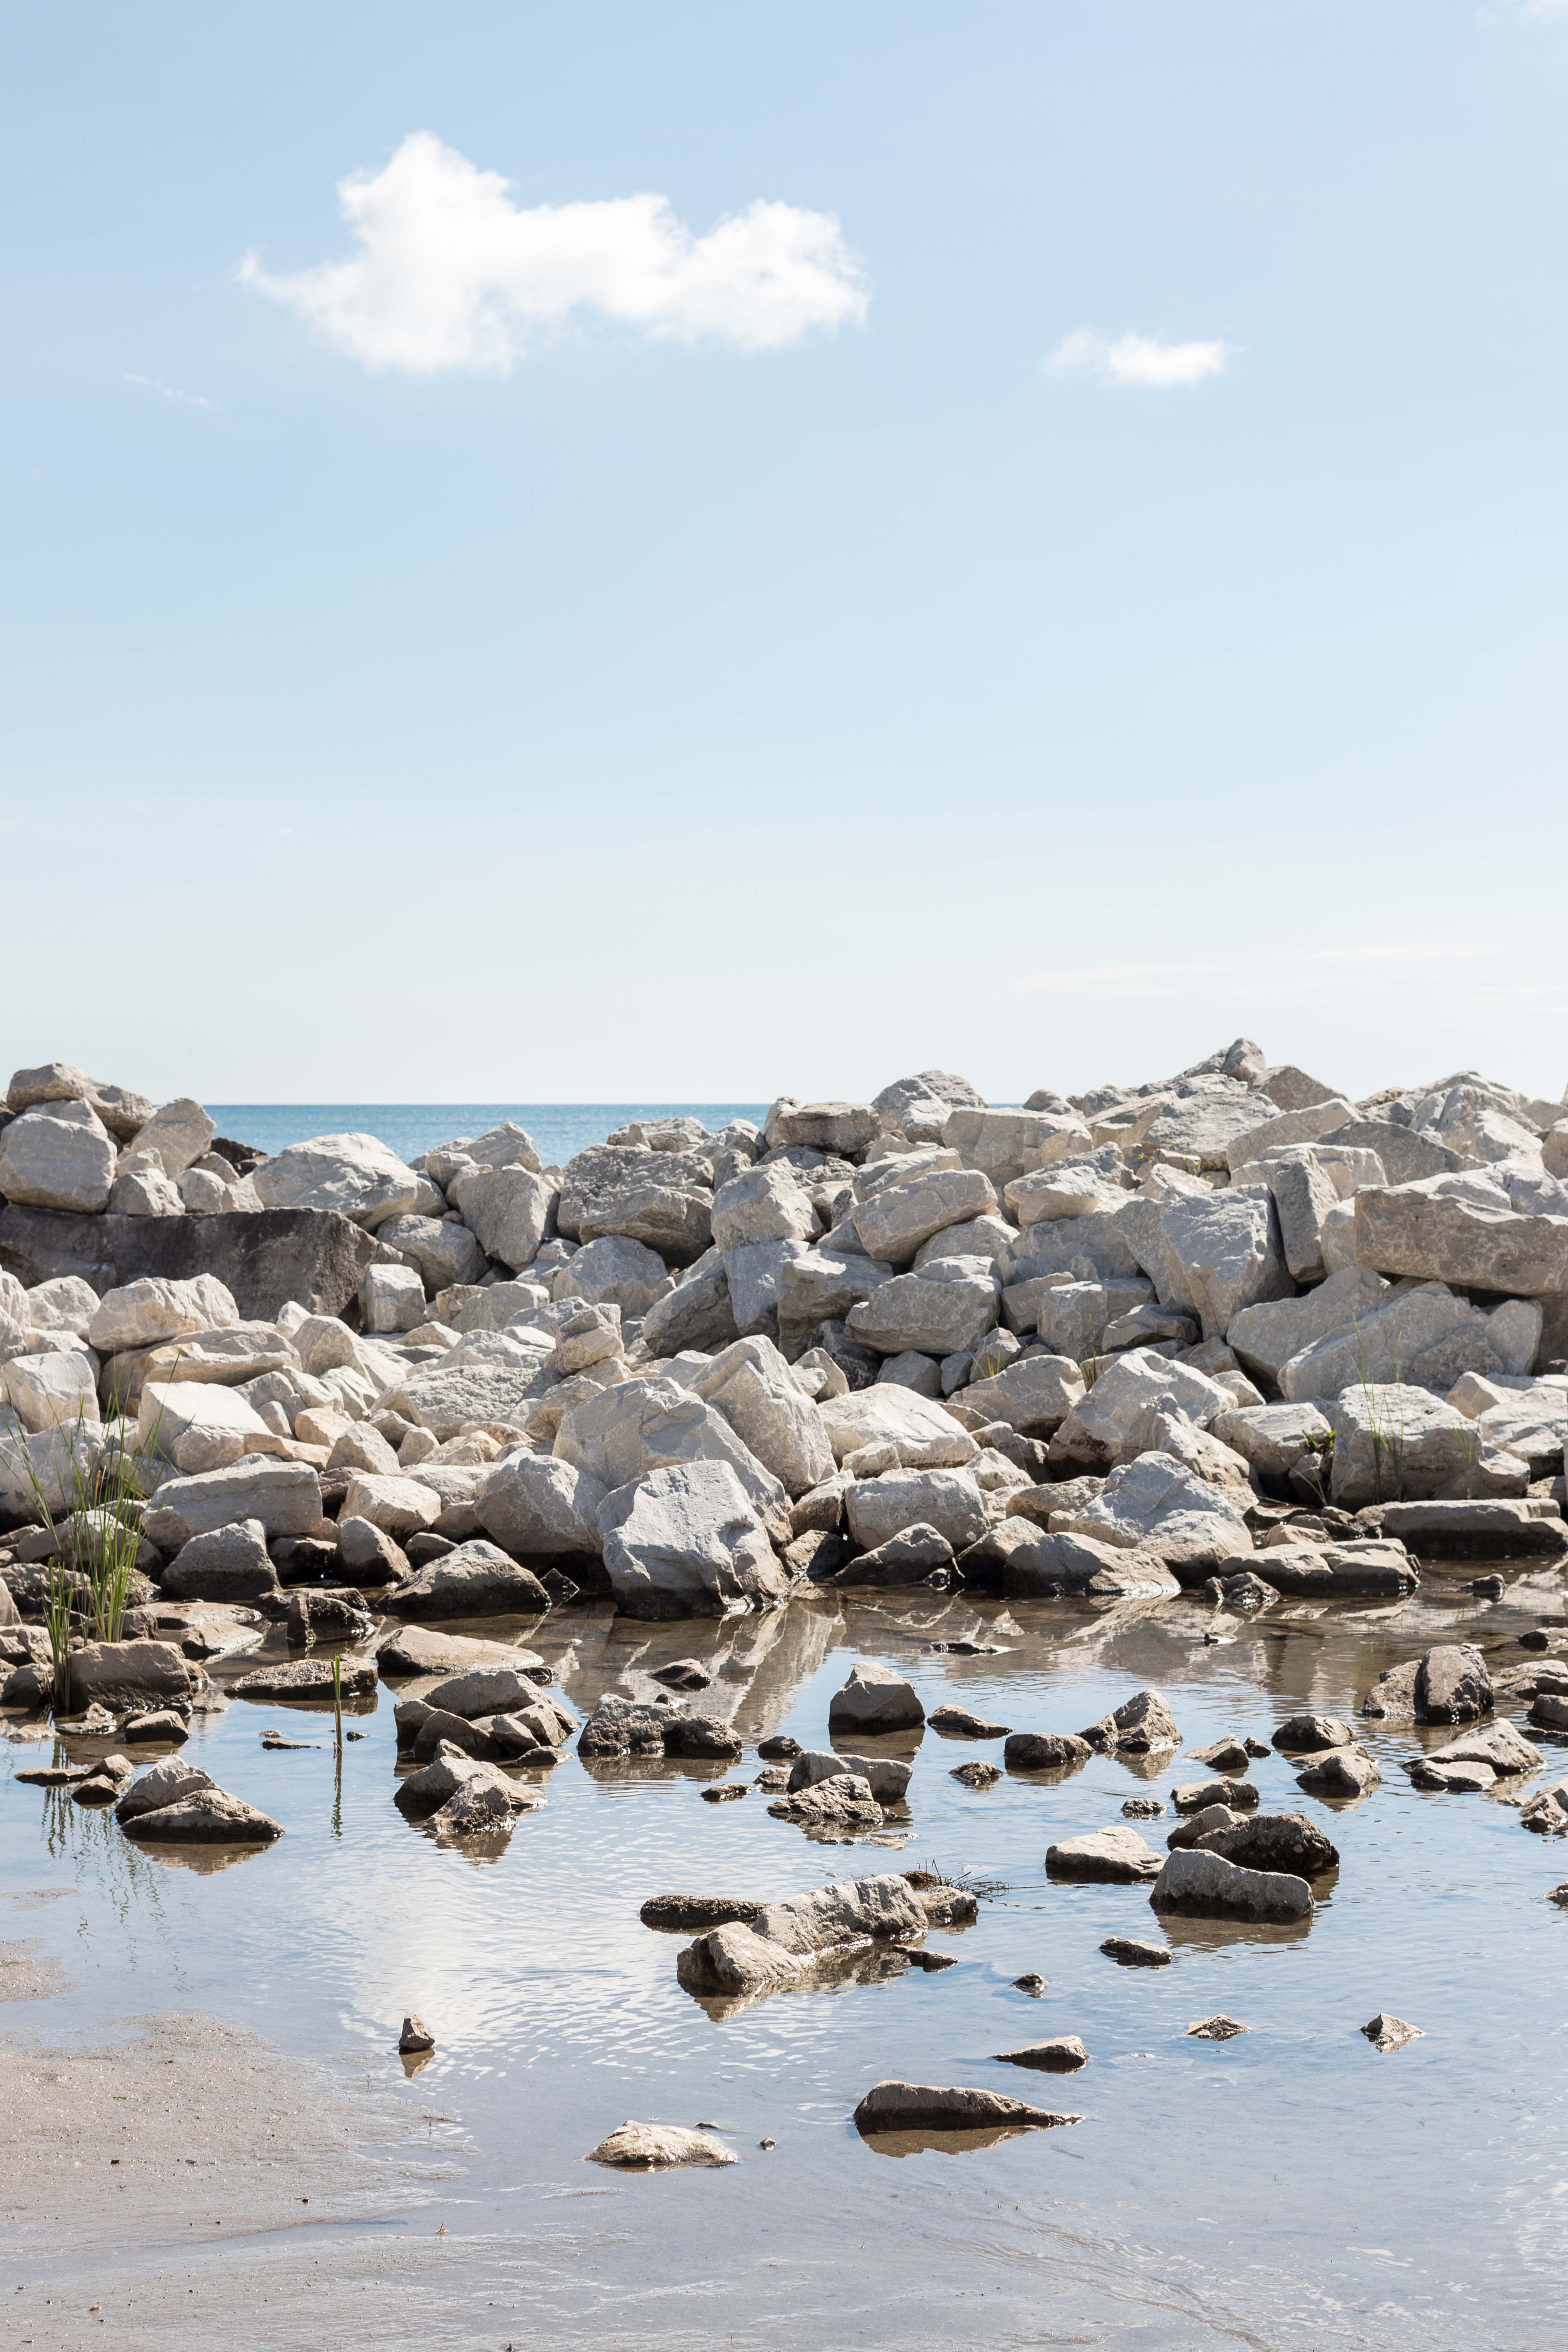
[1121,1796,1164,1819]
[586,2122,736,2169]
[114,1757,214,1819]
[787,1749,911,1805]
[69,1639,204,1713]
[701,1782,747,1803]
[853,2080,1082,2136]
[905,1872,979,1927]
[1408,1757,1495,1792]
[577,1695,742,1762]
[122,1786,283,1842]
[767,1773,883,1832]
[230,1657,377,1702]
[1274,1714,1353,1752]
[72,1753,136,1804]
[1362,2012,1424,2052]
[379,1538,551,1622]
[1005,1731,1092,1773]
[639,1894,764,1932]
[650,1658,713,1690]
[827,1663,925,1737]
[424,1776,544,1836]
[756,1733,802,1761]
[675,1921,806,1997]
[1100,1936,1172,1967]
[1422,1721,1543,1777]
[1361,1645,1492,1724]
[398,2014,435,2053]
[1295,1747,1381,1798]
[1186,2014,1248,2041]
[993,2037,1088,2072]
[1187,1735,1253,1771]
[1195,1811,1339,1875]
[1167,1803,1243,1852]
[1149,1847,1312,1921]
[123,1709,189,1743]
[1047,1825,1163,1882]
[951,1760,1002,1788]
[834,1522,957,1590]
[1173,1778,1260,1813]
[927,1704,1011,1740]
[1079,1689,1180,1754]
[1012,1972,1048,1993]
[1199,1569,1280,1610]
[419,1666,547,1721]
[1520,1779,1568,1834]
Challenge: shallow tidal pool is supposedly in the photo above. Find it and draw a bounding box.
[3,1564,1567,2352]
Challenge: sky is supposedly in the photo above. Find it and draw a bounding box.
[4,1,1568,1109]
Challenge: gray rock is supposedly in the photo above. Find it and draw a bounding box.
[0,1204,377,1323]
[597,1460,787,1620]
[1079,1689,1180,1753]
[1004,1731,1092,1772]
[120,1786,284,1843]
[1046,1824,1162,1882]
[1227,1265,1391,1385]
[0,1102,117,1213]
[827,1662,925,1735]
[161,1518,282,1606]
[1362,2012,1424,2052]
[477,1453,607,1557]
[232,1656,377,1701]
[143,1457,323,1548]
[854,1168,999,1266]
[1196,1811,1338,1875]
[1149,1847,1312,1921]
[776,1248,889,1358]
[379,1538,551,1621]
[766,1772,883,1831]
[1325,1385,1480,1508]
[1355,1183,1568,1297]
[852,2080,1082,2136]
[844,1469,986,1556]
[68,1639,203,1712]
[1101,1935,1171,1967]
[961,1354,1086,1435]
[586,2121,736,2168]
[1273,1713,1354,1751]
[1158,1188,1291,1337]
[993,2037,1088,2072]
[555,1377,790,1542]
[833,1521,955,1587]
[115,1758,215,1820]
[1064,1451,1252,1568]
[577,1695,741,1761]
[1212,1402,1334,1481]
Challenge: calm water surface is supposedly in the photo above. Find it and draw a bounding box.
[4,1561,1568,2350]
[206,1106,771,1167]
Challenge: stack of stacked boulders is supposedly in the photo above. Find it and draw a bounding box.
[2,1040,1566,1643]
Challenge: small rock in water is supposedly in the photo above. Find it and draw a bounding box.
[1547,1883,1568,1906]
[639,1894,763,1932]
[853,2080,1082,2135]
[651,1659,713,1690]
[950,1761,1002,1789]
[586,2121,735,2169]
[759,2137,776,2149]
[1242,1737,1272,1759]
[123,1709,189,1743]
[1012,1972,1048,1995]
[260,1730,312,1751]
[15,1764,93,1787]
[701,1782,747,1803]
[1101,1937,1172,1968]
[1408,1757,1495,1793]
[1520,1629,1555,1652]
[1362,2012,1424,2052]
[927,1705,1012,1740]
[925,1640,1003,1655]
[398,2013,435,2054]
[993,2036,1088,2072]
[756,1733,801,1761]
[1471,1575,1504,1600]
[1121,1797,1164,1820]
[1186,2014,1248,2042]
[1187,1736,1252,1772]
[752,1765,790,1792]
[905,1949,959,1971]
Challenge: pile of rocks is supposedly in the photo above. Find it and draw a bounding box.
[2,1041,1566,1642]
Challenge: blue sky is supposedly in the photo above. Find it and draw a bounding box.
[4,2,1567,1107]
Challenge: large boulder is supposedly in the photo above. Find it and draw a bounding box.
[1050,1349,1234,1467]
[120,1785,282,1844]
[1195,1812,1339,1876]
[960,1354,1085,1434]
[1326,1385,1481,1508]
[6,1062,151,1140]
[446,1165,558,1270]
[1211,1401,1333,1481]
[379,1538,552,1620]
[597,1461,788,1619]
[846,1266,998,1358]
[0,1102,116,1213]
[1157,1188,1292,1336]
[143,1457,323,1546]
[477,1453,607,1556]
[1,1349,99,1432]
[553,1234,670,1315]
[1355,1181,1568,1296]
[554,1377,790,1541]
[375,1350,556,1441]
[1079,1689,1179,1753]
[88,1274,238,1355]
[556,1147,711,1264]
[694,1338,835,1495]
[253,1133,429,1230]
[776,1248,889,1358]
[1047,1825,1162,1881]
[845,1468,987,1554]
[1063,1451,1252,1567]
[1227,1265,1391,1385]
[944,1108,1090,1188]
[854,1168,999,1266]
[374,1213,487,1292]
[710,1165,816,1250]
[160,1518,282,1605]
[69,1639,204,1712]
[817,1385,977,1470]
[138,1379,272,1474]
[1280,1282,1522,1401]
[340,1471,443,1537]
[0,1207,375,1324]
[641,1250,740,1356]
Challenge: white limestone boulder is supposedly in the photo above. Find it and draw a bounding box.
[0,1102,116,1213]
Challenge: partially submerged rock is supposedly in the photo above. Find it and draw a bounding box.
[1046,1825,1163,1882]
[1148,1847,1313,1921]
[992,2037,1088,2071]
[1362,2012,1424,2052]
[586,2122,736,2169]
[852,2080,1082,2136]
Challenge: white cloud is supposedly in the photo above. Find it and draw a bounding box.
[1046,328,1231,388]
[1017,944,1498,993]
[126,373,216,410]
[239,131,868,373]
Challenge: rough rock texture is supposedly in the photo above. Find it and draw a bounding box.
[597,1460,788,1620]
[585,2122,736,2169]
[1149,1847,1312,1920]
[379,1538,552,1621]
[852,2080,1082,2135]
[827,1662,926,1735]
[1046,1825,1162,1882]
[0,1205,375,1322]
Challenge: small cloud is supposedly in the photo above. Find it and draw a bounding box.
[1046,328,1231,389]
[126,373,217,411]
[239,130,868,374]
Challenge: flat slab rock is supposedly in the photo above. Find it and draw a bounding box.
[1047,1825,1163,1882]
[927,1705,1012,1740]
[375,1625,549,1681]
[230,1657,378,1702]
[639,1894,764,1933]
[585,2122,736,2169]
[1101,1936,1172,1967]
[853,2080,1083,2135]
[993,2037,1088,2071]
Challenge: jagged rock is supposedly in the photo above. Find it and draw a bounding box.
[115,1758,215,1819]
[1295,1747,1381,1798]
[1362,2013,1424,2052]
[476,1453,607,1556]
[143,1457,322,1547]
[1195,1812,1338,1875]
[379,1538,551,1620]
[767,1772,883,1831]
[1004,1731,1092,1772]
[161,1518,282,1606]
[1080,1689,1180,1752]
[253,1133,428,1230]
[694,1337,836,1495]
[817,1385,977,1470]
[1150,1847,1312,1920]
[231,1656,377,1701]
[1063,1451,1253,1568]
[1355,1183,1568,1297]
[1101,1936,1171,1967]
[1361,1644,1491,1724]
[597,1459,786,1620]
[1273,1713,1354,1751]
[554,1377,790,1542]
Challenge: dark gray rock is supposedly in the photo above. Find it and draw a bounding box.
[1195,1810,1340,1876]
[0,1203,375,1321]
[378,1539,551,1622]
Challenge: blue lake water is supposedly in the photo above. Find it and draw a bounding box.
[206,1105,771,1167]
